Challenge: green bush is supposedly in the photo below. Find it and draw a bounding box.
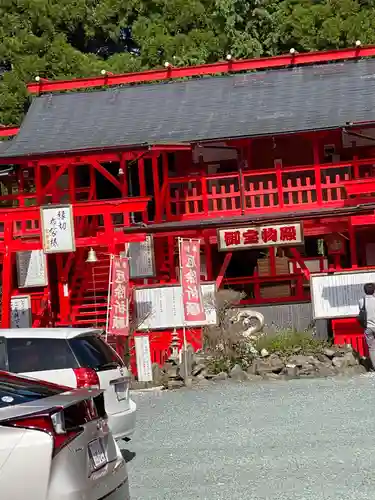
[255,329,328,357]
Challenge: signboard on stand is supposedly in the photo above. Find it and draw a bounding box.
[40,205,75,253]
[128,235,155,278]
[16,250,48,288]
[134,336,153,382]
[11,295,32,328]
[179,239,206,324]
[107,256,130,336]
[310,269,375,319]
[217,222,303,251]
[134,283,216,330]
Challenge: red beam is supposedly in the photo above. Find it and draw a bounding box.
[27,45,374,95]
[0,126,19,137]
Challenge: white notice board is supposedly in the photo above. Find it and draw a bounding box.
[134,336,153,382]
[129,236,156,278]
[11,295,32,328]
[135,282,217,330]
[40,205,76,253]
[310,270,375,319]
[16,250,48,288]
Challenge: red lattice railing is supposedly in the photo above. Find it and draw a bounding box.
[166,160,372,220]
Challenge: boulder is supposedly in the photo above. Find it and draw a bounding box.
[323,348,336,359]
[230,364,249,381]
[167,380,185,390]
[315,362,337,378]
[192,363,207,377]
[252,355,284,375]
[151,363,165,385]
[285,364,298,378]
[179,346,195,379]
[260,348,270,357]
[288,355,314,367]
[332,352,357,370]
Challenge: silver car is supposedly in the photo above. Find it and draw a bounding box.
[0,370,130,500]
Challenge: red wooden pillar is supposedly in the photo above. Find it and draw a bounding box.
[348,216,358,268]
[151,153,161,222]
[1,220,13,328]
[204,231,213,281]
[313,134,323,206]
[138,158,148,223]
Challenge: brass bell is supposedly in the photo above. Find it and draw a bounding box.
[86,248,98,263]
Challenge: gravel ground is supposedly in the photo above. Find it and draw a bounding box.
[127,375,375,500]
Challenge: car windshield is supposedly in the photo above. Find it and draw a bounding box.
[69,335,124,370]
[0,373,62,408]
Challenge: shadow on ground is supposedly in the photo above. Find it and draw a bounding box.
[121,449,136,463]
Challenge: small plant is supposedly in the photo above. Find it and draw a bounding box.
[255,329,328,357]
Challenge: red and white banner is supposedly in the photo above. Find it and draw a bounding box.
[107,256,130,336]
[179,239,206,323]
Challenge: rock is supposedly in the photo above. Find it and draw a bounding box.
[288,355,314,367]
[230,364,249,381]
[285,364,298,378]
[262,372,281,380]
[337,365,367,377]
[212,371,228,381]
[323,348,336,359]
[195,373,206,380]
[179,346,194,379]
[184,377,193,388]
[332,352,357,370]
[260,348,269,357]
[192,363,206,377]
[292,347,302,354]
[342,352,357,367]
[315,363,337,378]
[251,355,284,375]
[167,380,185,390]
[151,363,165,385]
[316,354,331,364]
[269,354,285,373]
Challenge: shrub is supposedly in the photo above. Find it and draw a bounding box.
[255,329,328,357]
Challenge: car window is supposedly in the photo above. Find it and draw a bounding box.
[0,339,7,371]
[0,373,62,408]
[7,338,78,373]
[69,335,123,369]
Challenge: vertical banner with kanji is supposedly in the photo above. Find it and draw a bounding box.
[107,256,130,336]
[179,239,206,323]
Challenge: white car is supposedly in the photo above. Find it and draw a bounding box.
[0,328,136,441]
[0,370,130,500]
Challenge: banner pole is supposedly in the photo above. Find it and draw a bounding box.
[105,254,114,342]
[179,238,189,382]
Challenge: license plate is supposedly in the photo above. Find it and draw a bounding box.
[88,439,107,471]
[115,381,128,401]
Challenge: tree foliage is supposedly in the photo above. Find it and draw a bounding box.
[1,0,375,125]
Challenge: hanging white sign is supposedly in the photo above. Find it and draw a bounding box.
[11,295,32,328]
[16,250,48,288]
[310,270,375,319]
[40,205,76,254]
[135,282,217,330]
[134,336,153,382]
[129,236,156,278]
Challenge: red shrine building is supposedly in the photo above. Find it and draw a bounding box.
[2,45,375,355]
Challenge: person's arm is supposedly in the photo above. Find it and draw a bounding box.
[359,297,364,312]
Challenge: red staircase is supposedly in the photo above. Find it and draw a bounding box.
[69,250,111,327]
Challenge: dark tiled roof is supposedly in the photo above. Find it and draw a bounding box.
[2,58,375,158]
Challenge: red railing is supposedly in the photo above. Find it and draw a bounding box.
[165,160,374,219]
